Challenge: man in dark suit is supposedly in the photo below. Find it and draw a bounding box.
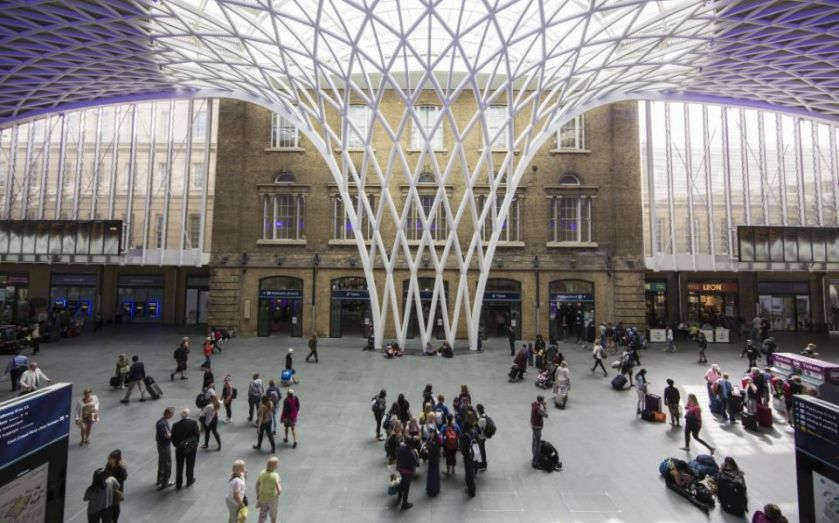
[170,408,200,489]
[156,407,175,490]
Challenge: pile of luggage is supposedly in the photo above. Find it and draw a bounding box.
[659,455,748,515]
[640,393,666,423]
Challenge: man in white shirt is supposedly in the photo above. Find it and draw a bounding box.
[19,362,51,393]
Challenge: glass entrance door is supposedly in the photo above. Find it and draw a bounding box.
[758,295,811,331]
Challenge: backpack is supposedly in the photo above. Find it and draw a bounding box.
[444,426,458,450]
[173,348,180,360]
[599,347,608,359]
[195,391,210,409]
[248,380,263,398]
[268,388,280,406]
[383,412,394,433]
[372,396,386,416]
[482,414,496,439]
[231,387,238,400]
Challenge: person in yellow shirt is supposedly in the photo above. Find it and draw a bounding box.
[256,457,282,523]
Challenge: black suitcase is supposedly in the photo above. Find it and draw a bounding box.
[611,374,627,390]
[538,440,562,471]
[645,393,662,413]
[144,376,162,399]
[728,395,743,418]
[109,376,122,388]
[716,473,748,516]
[742,412,757,431]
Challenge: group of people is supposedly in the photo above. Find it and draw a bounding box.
[373,384,495,509]
[82,449,127,522]
[3,351,51,393]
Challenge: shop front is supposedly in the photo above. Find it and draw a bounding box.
[479,278,521,339]
[549,280,595,342]
[645,281,667,328]
[0,273,29,323]
[403,278,449,339]
[686,281,738,327]
[329,277,371,338]
[49,273,97,321]
[185,276,210,325]
[758,281,811,332]
[117,275,164,323]
[257,276,303,337]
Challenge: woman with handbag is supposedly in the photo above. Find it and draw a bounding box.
[681,393,715,455]
[200,395,221,451]
[115,354,130,389]
[226,460,248,523]
[75,388,100,445]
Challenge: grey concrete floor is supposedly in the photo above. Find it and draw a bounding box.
[4,326,832,522]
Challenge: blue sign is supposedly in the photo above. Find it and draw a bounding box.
[118,275,165,287]
[793,395,839,468]
[483,292,521,302]
[551,293,594,303]
[331,290,369,300]
[259,289,302,299]
[0,384,72,468]
[50,273,97,286]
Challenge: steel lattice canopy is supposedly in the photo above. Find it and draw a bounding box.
[0,0,836,125]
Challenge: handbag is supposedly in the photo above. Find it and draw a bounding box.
[236,506,248,523]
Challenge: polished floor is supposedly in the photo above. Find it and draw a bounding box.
[3,326,826,523]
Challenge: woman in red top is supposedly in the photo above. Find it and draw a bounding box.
[201,337,213,369]
[681,393,715,454]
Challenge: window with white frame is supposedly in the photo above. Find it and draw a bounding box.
[718,219,729,254]
[187,213,201,248]
[154,214,164,248]
[557,115,586,151]
[262,193,305,241]
[190,162,205,190]
[412,105,443,150]
[485,106,509,149]
[481,194,520,242]
[156,162,168,190]
[270,112,298,148]
[550,197,592,243]
[332,194,375,240]
[193,110,207,141]
[346,105,370,149]
[407,177,448,242]
[655,217,668,253]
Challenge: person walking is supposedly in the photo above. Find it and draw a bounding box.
[265,379,281,434]
[741,340,760,374]
[171,337,189,381]
[247,373,265,424]
[256,456,282,523]
[31,322,41,354]
[395,441,419,510]
[171,408,200,489]
[120,356,146,403]
[697,332,708,363]
[18,361,51,394]
[508,326,516,356]
[590,342,608,376]
[396,393,411,425]
[284,348,300,384]
[83,469,121,523]
[75,388,100,445]
[371,389,387,441]
[280,389,300,448]
[104,450,127,522]
[635,369,649,416]
[200,395,221,451]
[663,379,681,427]
[254,395,276,453]
[530,395,547,469]
[4,350,28,392]
[305,333,319,363]
[665,325,676,352]
[681,393,715,455]
[221,375,236,423]
[225,460,247,523]
[201,337,213,370]
[155,407,175,490]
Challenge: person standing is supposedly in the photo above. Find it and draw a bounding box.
[424,424,441,497]
[225,460,247,523]
[74,388,100,445]
[305,333,318,363]
[741,340,760,373]
[104,450,127,522]
[280,389,300,448]
[120,355,146,404]
[83,469,121,523]
[681,393,715,455]
[665,325,676,353]
[590,342,608,376]
[155,407,175,490]
[171,337,189,381]
[459,413,478,498]
[31,322,41,354]
[508,327,516,356]
[717,372,733,423]
[475,404,489,471]
[663,379,681,427]
[247,373,265,424]
[371,389,387,441]
[395,441,419,510]
[285,348,300,384]
[4,350,28,392]
[256,457,282,523]
[634,369,649,415]
[697,332,708,363]
[265,380,281,434]
[221,375,235,423]
[115,354,130,388]
[200,395,221,451]
[171,408,200,489]
[704,364,722,402]
[254,395,276,453]
[201,337,213,369]
[18,361,51,394]
[762,336,777,365]
[530,395,548,469]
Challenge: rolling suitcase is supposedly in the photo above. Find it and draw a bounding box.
[645,393,662,413]
[716,471,748,516]
[742,412,757,431]
[756,403,773,427]
[144,376,162,399]
[109,376,122,388]
[611,375,628,390]
[710,397,724,415]
[728,394,743,418]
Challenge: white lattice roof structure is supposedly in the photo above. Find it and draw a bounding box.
[1,0,837,348]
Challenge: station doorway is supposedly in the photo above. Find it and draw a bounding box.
[257,276,303,337]
[403,278,449,339]
[479,278,521,339]
[329,277,371,338]
[549,280,595,343]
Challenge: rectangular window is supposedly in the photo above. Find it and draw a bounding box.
[156,162,168,190]
[685,217,700,254]
[154,213,164,249]
[346,105,370,149]
[408,194,447,241]
[187,213,201,248]
[481,195,520,242]
[263,194,305,241]
[157,108,170,137]
[551,197,592,242]
[557,115,586,150]
[333,194,375,240]
[270,112,298,148]
[190,162,205,190]
[193,110,207,141]
[655,218,668,253]
[485,106,509,149]
[412,105,443,150]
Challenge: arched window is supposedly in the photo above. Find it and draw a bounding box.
[559,173,581,185]
[274,170,296,183]
[260,276,304,290]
